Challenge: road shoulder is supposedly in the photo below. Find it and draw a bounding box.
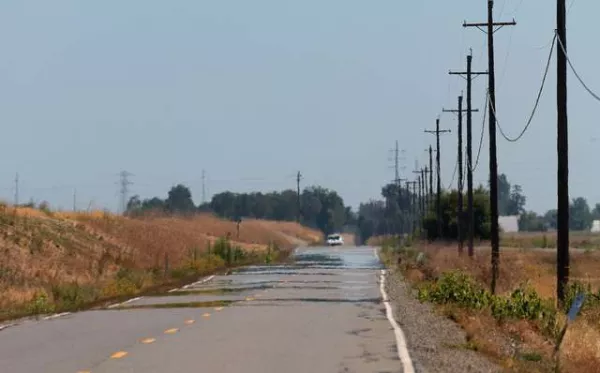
[385,270,502,373]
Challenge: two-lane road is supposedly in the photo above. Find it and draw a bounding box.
[0,247,412,373]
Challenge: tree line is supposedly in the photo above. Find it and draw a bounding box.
[125,173,600,243]
[126,184,354,235]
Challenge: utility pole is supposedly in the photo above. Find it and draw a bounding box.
[423,167,430,212]
[201,169,207,205]
[443,96,479,253]
[296,171,302,223]
[464,0,516,294]
[14,173,19,206]
[405,181,412,235]
[73,188,77,212]
[420,168,426,218]
[428,147,434,211]
[556,0,569,307]
[413,169,423,234]
[411,181,418,236]
[394,140,400,182]
[119,171,133,214]
[425,119,451,238]
[450,51,486,257]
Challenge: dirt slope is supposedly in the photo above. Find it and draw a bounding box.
[0,207,322,315]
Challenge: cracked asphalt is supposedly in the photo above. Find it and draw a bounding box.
[0,246,407,373]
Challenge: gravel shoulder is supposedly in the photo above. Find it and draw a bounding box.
[385,270,502,373]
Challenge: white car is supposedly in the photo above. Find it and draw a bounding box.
[326,234,344,246]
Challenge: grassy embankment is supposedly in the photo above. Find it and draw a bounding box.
[0,205,322,322]
[373,233,600,373]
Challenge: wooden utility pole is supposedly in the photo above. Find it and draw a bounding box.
[425,119,451,238]
[423,167,431,213]
[413,170,423,234]
[556,0,569,307]
[444,96,473,253]
[405,181,412,234]
[428,147,434,202]
[464,0,516,294]
[450,52,486,257]
[420,168,426,218]
[296,171,302,222]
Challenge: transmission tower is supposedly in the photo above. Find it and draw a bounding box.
[118,171,133,214]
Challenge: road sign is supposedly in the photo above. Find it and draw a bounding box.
[567,293,586,322]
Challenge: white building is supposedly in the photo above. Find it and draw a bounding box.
[499,215,520,233]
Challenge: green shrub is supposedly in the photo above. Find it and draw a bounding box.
[26,291,55,315]
[51,283,98,310]
[418,271,560,338]
[418,271,491,309]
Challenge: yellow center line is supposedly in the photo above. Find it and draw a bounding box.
[140,338,156,344]
[164,328,179,334]
[245,297,254,301]
[110,351,128,359]
[185,319,195,325]
[202,313,211,318]
[77,371,91,373]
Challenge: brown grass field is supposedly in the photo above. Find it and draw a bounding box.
[0,205,322,319]
[372,232,600,373]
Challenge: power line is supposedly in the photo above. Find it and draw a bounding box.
[494,33,557,142]
[472,92,488,172]
[446,161,458,190]
[556,32,600,102]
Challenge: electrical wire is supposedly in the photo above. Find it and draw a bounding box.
[472,92,488,172]
[494,33,556,142]
[556,33,600,102]
[446,161,458,191]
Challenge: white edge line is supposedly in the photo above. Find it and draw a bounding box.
[43,312,71,321]
[108,296,143,309]
[0,323,16,331]
[380,269,415,373]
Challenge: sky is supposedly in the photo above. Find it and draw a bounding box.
[0,0,597,214]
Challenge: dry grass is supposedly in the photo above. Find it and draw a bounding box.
[386,239,600,372]
[501,231,600,250]
[0,206,320,319]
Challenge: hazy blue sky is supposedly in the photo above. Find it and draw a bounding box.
[0,0,597,214]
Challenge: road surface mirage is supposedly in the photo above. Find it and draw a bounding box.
[0,247,410,373]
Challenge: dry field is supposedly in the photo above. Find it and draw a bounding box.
[375,235,600,373]
[0,206,321,320]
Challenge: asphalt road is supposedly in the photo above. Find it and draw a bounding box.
[0,246,410,373]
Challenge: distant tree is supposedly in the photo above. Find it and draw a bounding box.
[423,186,491,240]
[506,185,526,215]
[166,184,195,213]
[207,186,349,235]
[592,203,600,220]
[126,195,142,212]
[497,174,512,216]
[570,197,592,231]
[519,211,547,232]
[544,209,558,230]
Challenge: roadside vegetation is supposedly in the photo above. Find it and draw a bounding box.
[378,236,600,373]
[0,203,320,322]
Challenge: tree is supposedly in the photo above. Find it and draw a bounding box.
[570,197,592,231]
[592,203,600,220]
[519,211,547,232]
[544,209,558,230]
[497,174,511,216]
[507,184,526,215]
[207,186,349,235]
[166,184,195,213]
[423,186,491,240]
